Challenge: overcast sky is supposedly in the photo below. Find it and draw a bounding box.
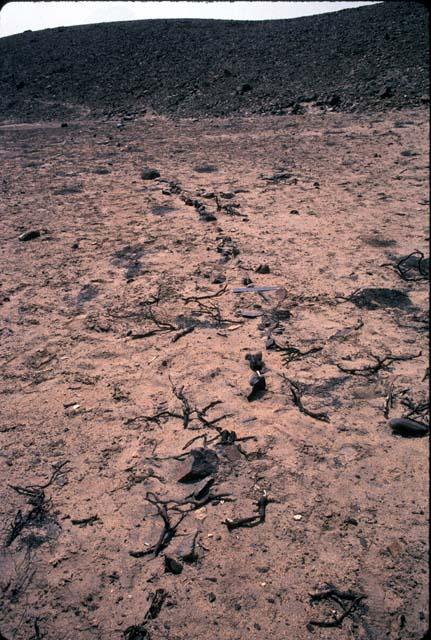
[0,1,379,38]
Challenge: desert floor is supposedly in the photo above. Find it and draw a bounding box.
[0,108,429,640]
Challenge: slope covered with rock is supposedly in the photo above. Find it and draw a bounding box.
[0,1,428,121]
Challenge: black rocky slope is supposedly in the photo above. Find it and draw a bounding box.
[0,1,428,121]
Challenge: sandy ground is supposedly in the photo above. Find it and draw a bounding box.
[0,108,429,640]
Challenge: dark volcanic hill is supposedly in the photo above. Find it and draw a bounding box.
[0,1,429,121]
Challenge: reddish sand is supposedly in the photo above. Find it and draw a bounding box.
[0,108,429,639]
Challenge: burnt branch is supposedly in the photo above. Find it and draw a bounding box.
[224,493,269,530]
[124,410,182,427]
[383,385,395,419]
[286,378,330,423]
[171,325,195,342]
[129,492,188,557]
[381,250,429,282]
[131,306,177,339]
[182,429,256,451]
[10,460,69,495]
[182,283,228,304]
[400,395,429,424]
[337,352,422,377]
[6,461,70,547]
[308,585,366,628]
[334,287,365,303]
[280,344,322,367]
[169,378,192,428]
[124,588,168,640]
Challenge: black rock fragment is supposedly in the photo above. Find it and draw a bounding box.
[177,448,219,483]
[292,102,306,114]
[379,85,394,98]
[53,184,83,195]
[266,337,276,350]
[217,236,239,261]
[389,418,429,438]
[19,229,41,241]
[141,167,160,180]
[164,555,183,574]
[194,165,218,174]
[245,352,265,372]
[124,626,149,640]
[218,430,237,445]
[256,264,270,274]
[211,273,226,284]
[248,373,266,402]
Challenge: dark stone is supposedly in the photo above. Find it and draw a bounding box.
[201,211,217,222]
[123,625,150,640]
[243,276,253,286]
[193,165,218,173]
[272,308,291,321]
[400,149,419,157]
[266,337,276,350]
[53,184,83,195]
[19,229,41,241]
[291,102,305,114]
[192,477,215,502]
[177,448,219,483]
[256,264,270,274]
[247,373,266,402]
[211,273,226,284]
[151,205,176,216]
[164,556,183,574]
[389,418,429,438]
[327,93,341,106]
[240,309,262,318]
[379,85,394,98]
[238,82,252,94]
[208,592,217,602]
[245,352,265,371]
[141,167,160,180]
[92,167,111,174]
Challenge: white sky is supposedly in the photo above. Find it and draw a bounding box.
[0,1,379,38]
